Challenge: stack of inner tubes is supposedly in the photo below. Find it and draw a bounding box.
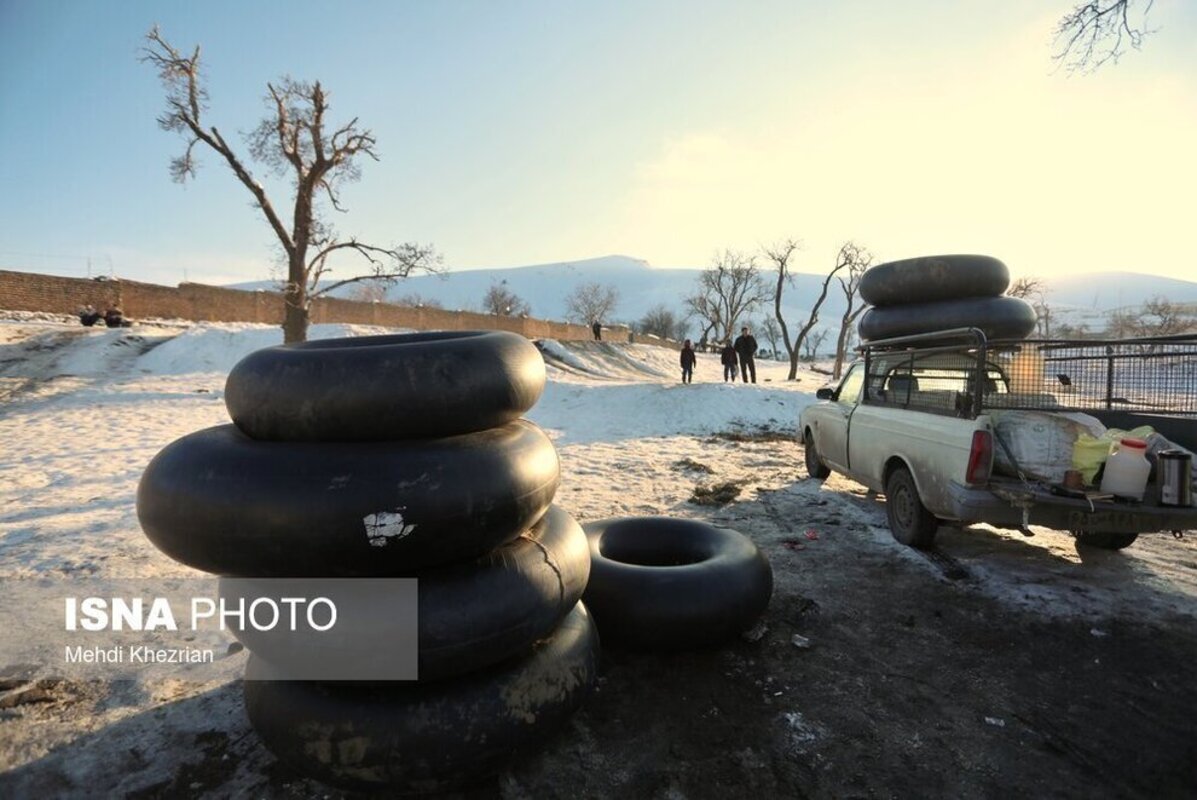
[136,330,598,793]
[857,255,1037,342]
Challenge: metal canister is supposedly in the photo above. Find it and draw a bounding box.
[1158,450,1193,507]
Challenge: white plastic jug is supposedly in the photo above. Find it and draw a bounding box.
[1100,437,1151,500]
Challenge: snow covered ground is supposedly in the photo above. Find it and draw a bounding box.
[2,317,1196,797]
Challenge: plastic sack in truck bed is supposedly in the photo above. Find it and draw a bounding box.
[991,410,1106,484]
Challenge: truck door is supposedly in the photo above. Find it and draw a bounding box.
[821,363,865,470]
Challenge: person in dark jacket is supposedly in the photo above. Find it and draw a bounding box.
[78,305,101,327]
[591,320,602,341]
[720,340,737,382]
[733,326,758,383]
[680,339,697,384]
[104,306,126,328]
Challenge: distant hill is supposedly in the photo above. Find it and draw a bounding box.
[230,256,1197,339]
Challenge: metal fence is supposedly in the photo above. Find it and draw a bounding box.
[859,330,1197,419]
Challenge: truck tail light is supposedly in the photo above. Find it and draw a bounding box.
[966,430,993,485]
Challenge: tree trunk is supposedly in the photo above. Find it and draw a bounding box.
[283,250,309,344]
[774,268,798,380]
[833,319,851,379]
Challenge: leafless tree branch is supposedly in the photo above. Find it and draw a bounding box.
[1053,0,1155,72]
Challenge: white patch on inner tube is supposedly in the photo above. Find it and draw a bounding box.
[364,510,417,547]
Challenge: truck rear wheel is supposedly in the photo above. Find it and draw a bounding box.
[885,467,938,549]
[804,431,831,479]
[1075,532,1138,551]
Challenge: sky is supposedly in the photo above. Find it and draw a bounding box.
[1,0,1195,287]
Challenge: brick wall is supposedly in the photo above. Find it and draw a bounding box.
[0,268,647,345]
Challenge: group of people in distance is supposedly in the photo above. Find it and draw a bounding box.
[680,326,758,385]
[78,304,132,328]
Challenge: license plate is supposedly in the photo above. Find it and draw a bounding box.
[1065,509,1143,531]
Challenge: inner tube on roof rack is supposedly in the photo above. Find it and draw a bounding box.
[858,295,1037,343]
[859,255,1009,307]
[225,330,546,441]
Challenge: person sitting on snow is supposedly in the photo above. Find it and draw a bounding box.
[78,305,102,327]
[104,306,131,328]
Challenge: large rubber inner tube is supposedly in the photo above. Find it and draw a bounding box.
[225,330,546,441]
[858,295,1037,342]
[859,255,1010,307]
[581,517,772,650]
[243,603,599,792]
[137,420,560,576]
[224,506,590,681]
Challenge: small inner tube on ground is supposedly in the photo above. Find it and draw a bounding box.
[136,420,560,577]
[859,255,1010,307]
[581,517,772,651]
[858,295,1038,342]
[225,330,546,441]
[243,603,600,793]
[225,506,590,681]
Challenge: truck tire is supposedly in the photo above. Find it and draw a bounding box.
[859,254,1009,307]
[224,506,590,681]
[137,421,560,576]
[885,466,938,549]
[858,295,1037,343]
[804,430,831,479]
[226,330,546,441]
[243,603,599,793]
[1075,531,1138,551]
[581,517,772,650]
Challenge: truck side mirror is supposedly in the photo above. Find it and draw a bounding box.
[816,387,835,400]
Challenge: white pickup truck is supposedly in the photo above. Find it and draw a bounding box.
[799,329,1197,551]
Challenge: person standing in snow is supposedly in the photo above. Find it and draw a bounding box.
[592,320,602,341]
[680,339,697,384]
[734,326,758,384]
[720,339,738,382]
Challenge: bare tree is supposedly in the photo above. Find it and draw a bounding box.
[765,240,864,380]
[758,316,782,359]
[482,281,530,316]
[1054,1,1155,72]
[565,282,620,325]
[832,248,872,379]
[142,28,439,343]
[1138,296,1193,336]
[1008,276,1052,336]
[685,250,769,348]
[761,239,801,377]
[1106,308,1142,338]
[637,304,686,341]
[1006,276,1046,300]
[803,329,831,361]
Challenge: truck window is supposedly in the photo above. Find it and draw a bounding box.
[837,364,865,406]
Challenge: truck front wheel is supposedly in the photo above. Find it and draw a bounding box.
[804,431,831,479]
[885,467,938,549]
[1075,532,1138,551]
